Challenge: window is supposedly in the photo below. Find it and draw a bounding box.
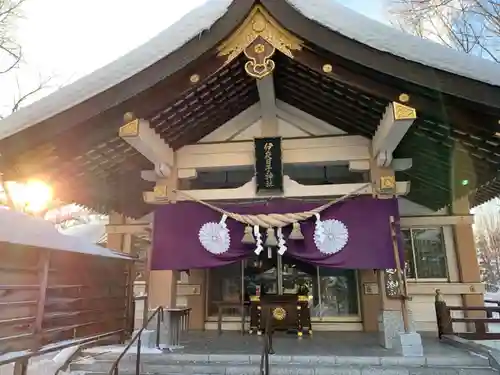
[402,228,448,280]
[207,262,242,317]
[313,268,359,318]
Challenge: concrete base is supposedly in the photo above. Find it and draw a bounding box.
[393,332,424,357]
[378,310,416,349]
[131,329,157,349]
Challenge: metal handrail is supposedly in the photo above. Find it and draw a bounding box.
[0,329,123,368]
[259,308,274,375]
[108,306,164,375]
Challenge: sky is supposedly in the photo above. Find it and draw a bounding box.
[0,0,389,114]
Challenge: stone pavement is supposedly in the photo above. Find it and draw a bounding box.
[172,331,478,358]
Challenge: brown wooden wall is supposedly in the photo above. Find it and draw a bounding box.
[0,244,134,354]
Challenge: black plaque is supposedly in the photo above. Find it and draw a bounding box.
[254,137,283,193]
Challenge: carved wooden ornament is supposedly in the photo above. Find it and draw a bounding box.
[217,5,303,79]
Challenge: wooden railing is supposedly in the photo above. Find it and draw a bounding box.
[435,290,500,340]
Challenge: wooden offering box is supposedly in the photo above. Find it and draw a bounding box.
[249,294,311,336]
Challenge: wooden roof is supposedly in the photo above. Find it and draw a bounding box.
[0,0,499,217]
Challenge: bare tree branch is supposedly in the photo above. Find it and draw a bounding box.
[10,74,53,113]
[387,0,500,63]
[0,0,26,73]
[0,0,56,120]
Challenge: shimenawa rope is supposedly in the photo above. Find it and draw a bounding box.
[173,183,372,228]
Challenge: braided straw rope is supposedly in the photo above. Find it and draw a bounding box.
[174,183,372,228]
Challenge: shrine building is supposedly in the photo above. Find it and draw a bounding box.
[0,0,499,348]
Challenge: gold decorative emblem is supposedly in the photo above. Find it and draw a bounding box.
[272,307,287,321]
[322,64,333,73]
[379,176,396,194]
[254,43,265,54]
[398,93,410,103]
[119,119,139,138]
[217,5,303,79]
[190,74,200,83]
[393,102,417,121]
[153,185,167,198]
[244,39,276,79]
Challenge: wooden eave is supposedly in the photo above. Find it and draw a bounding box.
[0,0,499,216]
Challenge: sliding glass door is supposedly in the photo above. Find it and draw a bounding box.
[208,252,360,320]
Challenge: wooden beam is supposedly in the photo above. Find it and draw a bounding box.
[372,102,416,167]
[106,223,151,235]
[407,282,484,295]
[178,168,198,179]
[176,135,370,170]
[144,175,410,203]
[349,159,412,172]
[349,160,370,172]
[257,74,278,136]
[400,215,474,227]
[119,119,173,173]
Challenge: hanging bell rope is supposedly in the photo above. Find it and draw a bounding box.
[174,183,371,229]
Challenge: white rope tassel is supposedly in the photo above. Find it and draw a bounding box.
[277,227,287,255]
[267,247,272,259]
[315,213,325,243]
[254,225,263,255]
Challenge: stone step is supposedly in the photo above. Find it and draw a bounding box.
[70,352,496,375]
[75,352,492,367]
[71,365,498,375]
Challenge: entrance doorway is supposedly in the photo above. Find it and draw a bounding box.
[207,252,360,322]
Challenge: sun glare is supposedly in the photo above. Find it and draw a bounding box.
[5,180,53,213]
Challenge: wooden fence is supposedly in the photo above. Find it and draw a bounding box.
[435,290,500,340]
[0,243,134,354]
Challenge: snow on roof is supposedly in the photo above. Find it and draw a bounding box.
[59,222,107,244]
[288,0,500,87]
[0,208,130,259]
[0,0,499,142]
[0,0,233,141]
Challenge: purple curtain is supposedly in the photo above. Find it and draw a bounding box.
[151,196,402,271]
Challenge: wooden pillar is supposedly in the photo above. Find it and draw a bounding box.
[359,270,380,332]
[148,163,179,310]
[452,196,484,329]
[185,269,206,330]
[450,140,484,331]
[107,212,125,251]
[370,157,414,346]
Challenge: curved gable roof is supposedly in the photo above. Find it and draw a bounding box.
[0,0,499,145]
